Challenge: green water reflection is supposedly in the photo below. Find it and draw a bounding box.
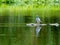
[0,15,60,45]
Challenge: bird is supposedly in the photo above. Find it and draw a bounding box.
[35,15,42,37]
[26,15,42,37]
[36,15,41,23]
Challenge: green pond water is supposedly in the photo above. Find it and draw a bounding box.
[0,8,60,45]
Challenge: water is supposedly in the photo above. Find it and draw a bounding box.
[0,8,60,45]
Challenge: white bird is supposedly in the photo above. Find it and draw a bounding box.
[26,15,42,37]
[26,15,59,37]
[36,15,41,23]
[35,15,42,37]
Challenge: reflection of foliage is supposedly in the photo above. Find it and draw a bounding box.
[25,16,32,23]
[0,2,2,5]
[50,16,58,23]
[0,16,9,23]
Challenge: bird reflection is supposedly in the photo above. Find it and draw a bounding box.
[35,15,42,37]
[26,15,59,37]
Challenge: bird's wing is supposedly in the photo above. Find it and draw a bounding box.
[36,26,41,37]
